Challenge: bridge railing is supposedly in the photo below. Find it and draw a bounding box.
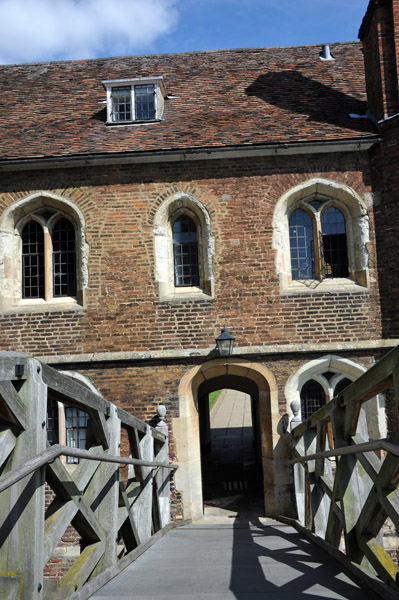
[286,346,399,599]
[0,352,177,600]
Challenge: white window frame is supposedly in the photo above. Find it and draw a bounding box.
[102,76,165,124]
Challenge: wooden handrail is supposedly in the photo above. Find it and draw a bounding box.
[285,438,399,466]
[0,444,176,494]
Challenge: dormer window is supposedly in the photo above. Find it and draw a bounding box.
[102,77,165,124]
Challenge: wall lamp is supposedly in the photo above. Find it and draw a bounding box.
[215,327,235,357]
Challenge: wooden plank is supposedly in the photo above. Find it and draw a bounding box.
[0,381,26,429]
[89,409,110,450]
[118,480,141,550]
[117,407,147,434]
[53,540,105,600]
[357,535,399,591]
[0,359,48,599]
[42,363,110,414]
[67,520,192,600]
[43,498,78,564]
[284,439,399,466]
[0,429,16,469]
[340,346,399,407]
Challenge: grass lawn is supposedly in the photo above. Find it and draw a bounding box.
[209,390,221,410]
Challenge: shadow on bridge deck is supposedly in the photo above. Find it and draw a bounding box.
[91,390,378,599]
[91,518,378,599]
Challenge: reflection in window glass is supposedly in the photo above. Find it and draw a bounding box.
[173,215,199,287]
[52,219,76,297]
[112,87,131,121]
[289,209,315,280]
[135,84,155,119]
[22,221,45,299]
[65,407,89,464]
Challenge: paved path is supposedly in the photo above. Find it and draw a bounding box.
[92,389,376,599]
[92,520,377,599]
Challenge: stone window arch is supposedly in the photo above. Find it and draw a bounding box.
[0,192,88,311]
[153,192,214,300]
[286,355,387,439]
[273,178,370,291]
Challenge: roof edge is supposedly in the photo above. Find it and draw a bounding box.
[0,139,381,173]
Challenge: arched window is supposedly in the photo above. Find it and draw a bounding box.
[153,192,214,300]
[0,192,87,311]
[21,215,77,300]
[300,379,326,420]
[172,214,199,287]
[288,202,349,282]
[273,178,370,290]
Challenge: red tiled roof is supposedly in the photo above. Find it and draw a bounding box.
[0,42,378,162]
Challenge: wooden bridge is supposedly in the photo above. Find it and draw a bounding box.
[1,349,399,599]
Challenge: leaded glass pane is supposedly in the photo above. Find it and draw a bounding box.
[112,86,131,121]
[334,377,351,396]
[321,207,349,278]
[173,215,199,287]
[135,84,155,120]
[65,407,89,464]
[22,220,45,299]
[52,218,76,297]
[300,379,326,420]
[289,209,315,280]
[46,397,59,445]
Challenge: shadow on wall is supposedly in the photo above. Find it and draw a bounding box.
[245,71,376,133]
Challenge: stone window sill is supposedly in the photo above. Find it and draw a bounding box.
[4,297,85,314]
[281,278,369,295]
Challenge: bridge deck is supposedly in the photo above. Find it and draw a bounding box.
[91,520,377,599]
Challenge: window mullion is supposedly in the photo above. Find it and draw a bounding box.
[44,230,52,301]
[131,86,135,121]
[313,216,323,281]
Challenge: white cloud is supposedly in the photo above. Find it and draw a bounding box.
[0,0,179,64]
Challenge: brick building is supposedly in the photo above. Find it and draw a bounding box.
[0,0,398,520]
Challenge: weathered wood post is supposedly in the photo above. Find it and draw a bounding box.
[86,403,121,576]
[134,425,155,543]
[0,353,47,600]
[155,404,171,528]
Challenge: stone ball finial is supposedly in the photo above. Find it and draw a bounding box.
[290,400,300,417]
[157,404,166,421]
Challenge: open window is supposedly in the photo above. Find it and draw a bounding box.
[273,178,370,292]
[289,204,349,282]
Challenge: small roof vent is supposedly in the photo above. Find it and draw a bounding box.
[320,44,335,61]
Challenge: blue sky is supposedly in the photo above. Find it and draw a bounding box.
[0,0,369,64]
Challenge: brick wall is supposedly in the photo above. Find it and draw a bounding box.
[0,152,381,357]
[360,0,399,120]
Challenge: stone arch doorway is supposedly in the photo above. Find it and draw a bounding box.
[172,358,282,521]
[197,377,262,515]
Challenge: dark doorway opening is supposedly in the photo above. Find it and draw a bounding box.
[198,376,264,517]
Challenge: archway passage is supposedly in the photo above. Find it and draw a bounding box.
[198,385,264,518]
[174,358,282,521]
